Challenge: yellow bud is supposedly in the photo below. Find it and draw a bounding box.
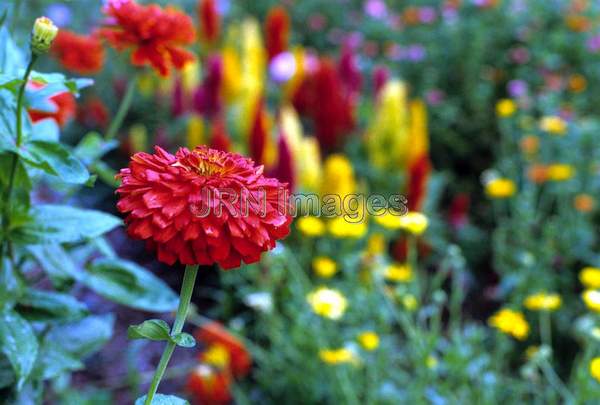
[31,17,58,55]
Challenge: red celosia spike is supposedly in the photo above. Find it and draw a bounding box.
[268,133,295,191]
[407,155,431,211]
[338,42,362,96]
[265,6,290,61]
[198,0,220,46]
[249,100,268,165]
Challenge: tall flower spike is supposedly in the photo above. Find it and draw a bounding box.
[116,146,292,269]
[100,0,196,76]
[265,6,290,61]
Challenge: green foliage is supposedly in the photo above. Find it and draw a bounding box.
[135,393,191,405]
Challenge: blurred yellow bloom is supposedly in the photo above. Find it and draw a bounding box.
[312,256,337,278]
[582,290,600,312]
[384,263,413,283]
[547,164,575,181]
[366,80,410,169]
[496,99,517,117]
[523,293,561,311]
[590,357,600,382]
[488,308,530,340]
[398,212,428,235]
[580,267,600,289]
[319,348,358,365]
[373,211,404,230]
[366,233,386,256]
[402,294,418,311]
[485,178,516,198]
[539,116,567,135]
[307,287,348,320]
[203,344,230,369]
[426,355,438,369]
[321,154,356,197]
[357,331,380,351]
[187,114,205,150]
[407,99,429,166]
[328,216,368,239]
[181,60,201,95]
[221,45,242,102]
[296,216,325,237]
[574,193,595,213]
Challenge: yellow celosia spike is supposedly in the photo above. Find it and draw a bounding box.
[187,114,205,150]
[321,154,356,197]
[408,99,429,166]
[298,137,322,193]
[181,60,201,95]
[221,46,242,102]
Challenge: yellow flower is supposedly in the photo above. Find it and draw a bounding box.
[488,308,530,340]
[398,212,428,235]
[202,344,230,369]
[523,293,562,311]
[31,16,58,55]
[373,211,404,230]
[187,114,205,150]
[496,99,517,117]
[539,116,567,135]
[582,290,600,312]
[402,294,418,311]
[319,348,358,365]
[221,45,242,102]
[321,154,356,197]
[307,287,348,320]
[312,257,337,278]
[580,267,600,289]
[357,331,380,351]
[296,216,325,237]
[384,263,413,282]
[366,233,386,256]
[426,355,438,369]
[328,216,368,239]
[181,60,201,95]
[546,164,575,181]
[590,357,600,382]
[485,178,516,198]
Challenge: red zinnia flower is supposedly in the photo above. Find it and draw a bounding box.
[187,365,232,405]
[265,6,290,61]
[27,82,76,128]
[100,0,196,76]
[77,96,109,129]
[51,30,105,75]
[198,0,220,46]
[195,322,252,378]
[116,146,292,269]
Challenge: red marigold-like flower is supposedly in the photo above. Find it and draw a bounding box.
[27,82,76,128]
[195,322,252,378]
[116,146,292,269]
[187,365,232,405]
[198,0,220,46]
[265,6,290,61]
[51,30,105,75]
[100,0,196,76]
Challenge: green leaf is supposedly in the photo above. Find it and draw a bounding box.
[134,394,190,405]
[74,132,118,163]
[91,160,119,187]
[82,258,179,312]
[0,308,39,390]
[0,354,15,389]
[128,319,171,342]
[28,244,79,288]
[21,141,89,184]
[22,205,121,244]
[16,289,88,322]
[0,257,24,308]
[31,341,83,380]
[44,314,114,358]
[171,332,196,348]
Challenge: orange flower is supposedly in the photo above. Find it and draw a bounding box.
[195,322,252,378]
[51,30,105,75]
[198,0,220,46]
[100,0,196,76]
[574,193,595,213]
[265,6,290,61]
[527,164,548,184]
[27,82,76,128]
[565,15,591,32]
[187,365,232,405]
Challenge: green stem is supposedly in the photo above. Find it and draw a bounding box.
[1,55,37,257]
[144,264,199,405]
[105,75,137,140]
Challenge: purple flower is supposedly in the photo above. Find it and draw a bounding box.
[364,0,387,19]
[406,45,426,62]
[419,7,437,24]
[587,35,600,52]
[46,4,72,27]
[507,80,528,98]
[269,52,296,84]
[426,89,445,106]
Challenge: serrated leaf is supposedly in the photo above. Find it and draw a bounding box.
[82,258,178,312]
[21,205,121,244]
[171,332,196,348]
[16,289,88,322]
[135,394,190,405]
[0,308,38,390]
[128,319,171,342]
[21,141,89,184]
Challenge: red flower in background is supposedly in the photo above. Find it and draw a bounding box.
[116,146,292,269]
[51,30,105,75]
[100,0,196,76]
[210,118,231,152]
[268,134,295,192]
[292,58,354,152]
[265,6,290,61]
[249,100,269,165]
[27,82,76,128]
[198,0,220,46]
[195,322,252,378]
[193,55,223,118]
[407,155,431,211]
[77,96,109,129]
[187,365,232,405]
[338,42,362,97]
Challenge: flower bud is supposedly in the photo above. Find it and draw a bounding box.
[31,17,58,55]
